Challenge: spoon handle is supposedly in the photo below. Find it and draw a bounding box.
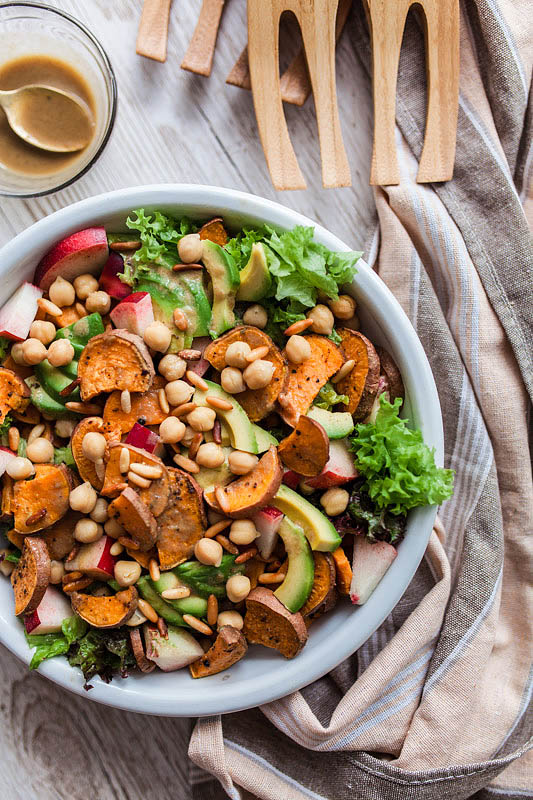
[136,0,173,62]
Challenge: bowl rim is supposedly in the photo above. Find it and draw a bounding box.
[0,184,443,716]
[0,0,118,198]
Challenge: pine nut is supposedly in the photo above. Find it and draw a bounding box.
[215,534,239,555]
[110,542,124,556]
[235,547,258,564]
[128,471,151,489]
[28,423,45,444]
[171,402,197,417]
[65,401,101,414]
[62,577,92,593]
[205,519,232,538]
[63,570,83,582]
[75,302,87,318]
[188,432,203,460]
[207,594,218,627]
[149,558,161,582]
[215,486,230,514]
[118,536,139,550]
[129,462,163,479]
[186,370,208,391]
[173,453,200,473]
[173,308,188,331]
[37,297,62,317]
[120,389,131,413]
[284,318,313,336]
[109,240,141,251]
[183,614,212,636]
[178,349,202,360]
[172,263,203,271]
[258,572,286,584]
[138,598,158,623]
[95,459,105,481]
[119,447,130,474]
[161,586,191,600]
[206,395,233,411]
[245,345,269,363]
[158,388,170,415]
[331,359,356,384]
[8,427,19,452]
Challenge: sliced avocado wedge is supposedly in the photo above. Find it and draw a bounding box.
[55,312,105,356]
[201,240,240,336]
[192,446,233,489]
[35,360,80,403]
[153,572,208,618]
[274,517,314,612]
[252,424,279,453]
[137,576,187,627]
[307,406,354,439]
[25,376,80,419]
[272,484,341,552]
[193,380,258,454]
[236,243,271,301]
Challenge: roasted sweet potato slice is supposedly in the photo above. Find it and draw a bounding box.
[101,443,169,517]
[332,546,352,595]
[244,557,265,590]
[78,329,154,401]
[278,335,344,426]
[71,586,138,628]
[8,513,79,560]
[204,326,289,421]
[300,552,337,617]
[126,547,157,569]
[103,376,167,434]
[199,217,228,246]
[71,416,122,490]
[205,446,282,518]
[156,468,207,570]
[243,587,308,658]
[108,486,158,551]
[189,625,247,678]
[130,627,156,673]
[0,367,30,423]
[1,474,14,520]
[336,329,380,420]
[11,536,50,615]
[278,416,329,477]
[2,354,33,381]
[13,464,72,533]
[375,346,405,403]
[55,304,82,328]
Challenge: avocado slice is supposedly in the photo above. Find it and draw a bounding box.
[137,576,187,627]
[192,447,233,489]
[54,312,105,356]
[252,424,278,453]
[307,407,354,439]
[236,243,271,301]
[153,572,208,617]
[25,376,80,419]
[192,380,258,454]
[272,484,341,552]
[201,241,240,336]
[274,517,314,612]
[35,360,80,403]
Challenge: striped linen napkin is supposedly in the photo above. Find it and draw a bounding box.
[188,1,533,797]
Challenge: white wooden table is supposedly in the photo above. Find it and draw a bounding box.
[0,2,374,797]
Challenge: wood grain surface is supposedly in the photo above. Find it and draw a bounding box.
[0,1,374,797]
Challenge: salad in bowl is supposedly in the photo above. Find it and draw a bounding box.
[0,206,453,687]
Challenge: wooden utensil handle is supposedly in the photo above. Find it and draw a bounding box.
[136,0,173,63]
[181,0,226,77]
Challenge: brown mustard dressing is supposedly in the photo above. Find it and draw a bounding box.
[0,54,96,177]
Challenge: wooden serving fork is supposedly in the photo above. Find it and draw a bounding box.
[136,0,173,62]
[181,0,226,76]
[364,0,460,185]
[247,0,351,190]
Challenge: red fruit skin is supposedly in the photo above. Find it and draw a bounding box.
[23,586,73,634]
[282,470,301,490]
[34,227,109,290]
[24,610,40,634]
[99,253,131,300]
[125,423,163,455]
[109,292,154,336]
[66,536,116,580]
[304,470,356,489]
[0,282,43,340]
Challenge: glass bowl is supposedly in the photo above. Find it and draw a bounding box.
[0,2,117,197]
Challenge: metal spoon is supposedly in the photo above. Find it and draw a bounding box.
[0,84,94,153]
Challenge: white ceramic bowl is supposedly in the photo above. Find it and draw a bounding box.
[0,185,443,716]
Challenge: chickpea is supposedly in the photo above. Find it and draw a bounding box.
[104,517,124,538]
[328,294,356,320]
[196,442,224,468]
[29,320,56,345]
[49,276,75,308]
[70,481,98,514]
[6,456,34,480]
[221,367,245,394]
[86,290,111,315]
[343,314,360,331]
[143,321,171,353]
[243,359,274,390]
[242,304,268,329]
[187,407,216,432]
[47,339,75,367]
[10,343,26,365]
[181,425,196,447]
[320,487,350,517]
[226,574,251,603]
[74,518,103,543]
[159,354,186,381]
[159,416,186,444]
[55,418,76,439]
[165,379,194,407]
[194,537,223,567]
[90,497,109,523]
[178,233,203,264]
[306,304,334,336]
[21,338,47,365]
[81,431,107,462]
[225,341,251,369]
[114,560,142,588]
[49,560,65,584]
[229,519,258,546]
[73,273,99,300]
[26,437,54,464]
[217,610,244,631]
[228,450,258,476]
[285,334,312,364]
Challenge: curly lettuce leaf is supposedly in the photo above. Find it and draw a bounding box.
[350,396,454,515]
[68,628,135,685]
[25,616,88,670]
[0,414,11,446]
[348,483,406,543]
[313,382,349,411]
[53,445,76,468]
[125,208,197,268]
[0,337,10,361]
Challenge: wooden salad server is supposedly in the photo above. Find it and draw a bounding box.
[364,0,460,185]
[247,0,351,191]
[136,0,173,62]
[181,0,226,76]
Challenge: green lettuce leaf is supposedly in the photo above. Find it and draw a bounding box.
[0,414,12,446]
[313,382,349,410]
[0,337,10,361]
[53,445,76,468]
[350,396,454,515]
[25,615,88,670]
[124,208,197,268]
[68,628,135,684]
